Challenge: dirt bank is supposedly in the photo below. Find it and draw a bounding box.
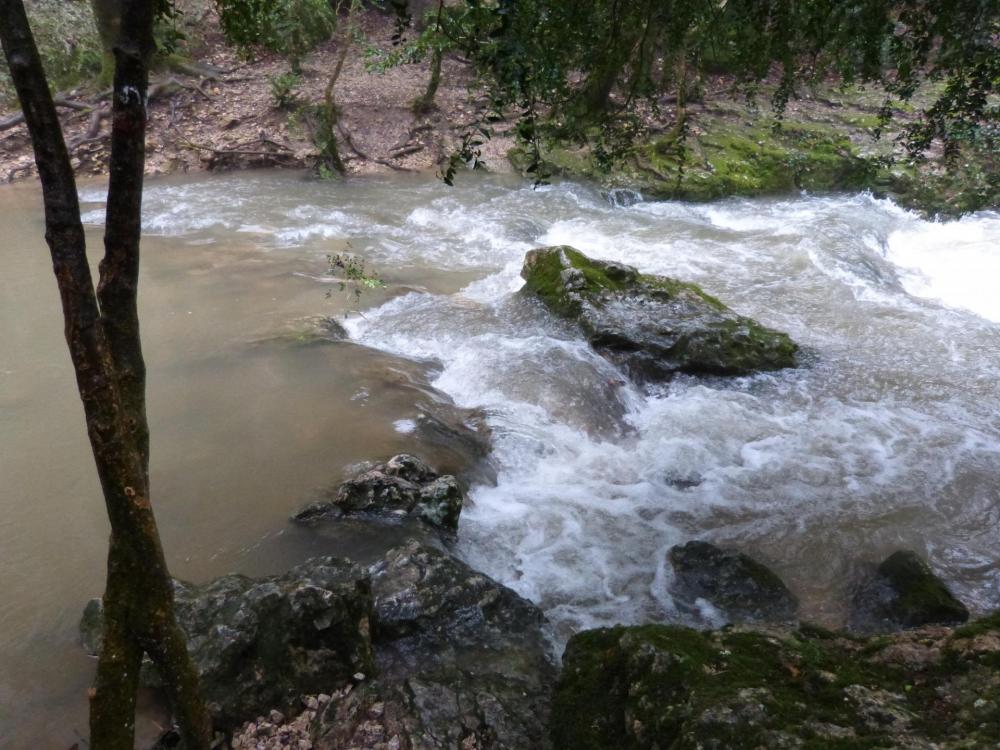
[0,6,515,182]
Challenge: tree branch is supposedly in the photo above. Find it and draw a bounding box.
[97,0,156,470]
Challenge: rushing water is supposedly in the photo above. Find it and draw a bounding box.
[1,170,998,746]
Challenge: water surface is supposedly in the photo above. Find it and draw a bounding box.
[1,171,998,746]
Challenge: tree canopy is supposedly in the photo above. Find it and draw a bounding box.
[368,0,997,175]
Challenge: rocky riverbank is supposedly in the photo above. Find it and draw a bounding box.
[80,529,998,749]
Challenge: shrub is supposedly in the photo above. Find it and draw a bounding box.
[1,0,103,104]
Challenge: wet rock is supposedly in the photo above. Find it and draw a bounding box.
[80,557,374,729]
[82,542,555,746]
[314,540,557,750]
[520,246,797,383]
[230,692,336,750]
[848,550,970,635]
[842,684,915,733]
[414,411,497,488]
[668,540,799,624]
[292,454,465,533]
[78,597,104,655]
[552,616,1000,749]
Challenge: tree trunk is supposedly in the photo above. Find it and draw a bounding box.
[580,61,622,117]
[411,46,442,115]
[0,2,213,748]
[90,0,120,85]
[317,41,349,175]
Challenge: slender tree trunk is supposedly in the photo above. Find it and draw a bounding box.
[669,37,690,141]
[412,46,442,114]
[318,41,349,175]
[0,2,213,748]
[90,0,120,85]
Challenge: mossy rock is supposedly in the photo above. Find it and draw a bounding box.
[553,616,1000,749]
[521,246,797,383]
[848,550,969,635]
[669,541,799,624]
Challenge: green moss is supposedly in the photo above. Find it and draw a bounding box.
[519,246,580,316]
[553,624,922,749]
[520,246,634,317]
[555,618,1000,749]
[642,274,728,311]
[509,85,997,216]
[523,246,729,314]
[521,245,799,377]
[796,622,841,641]
[952,612,1000,640]
[878,551,969,627]
[669,315,799,375]
[547,117,880,205]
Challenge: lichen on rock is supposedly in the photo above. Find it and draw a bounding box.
[292,453,465,533]
[80,540,556,747]
[520,246,798,383]
[316,540,557,750]
[552,614,1000,750]
[81,557,374,730]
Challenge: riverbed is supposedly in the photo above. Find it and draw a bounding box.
[1,171,998,746]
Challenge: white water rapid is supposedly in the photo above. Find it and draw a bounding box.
[126,173,1000,638]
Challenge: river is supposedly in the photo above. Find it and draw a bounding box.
[1,171,998,746]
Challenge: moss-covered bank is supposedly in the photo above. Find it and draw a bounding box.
[511,91,998,218]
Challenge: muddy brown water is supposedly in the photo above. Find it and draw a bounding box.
[0,173,485,747]
[1,170,999,747]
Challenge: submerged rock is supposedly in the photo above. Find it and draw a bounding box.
[292,453,465,533]
[81,557,374,729]
[668,540,798,624]
[552,615,1000,750]
[848,549,970,635]
[314,541,557,750]
[520,246,798,382]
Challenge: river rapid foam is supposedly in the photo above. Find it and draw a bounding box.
[126,173,1000,637]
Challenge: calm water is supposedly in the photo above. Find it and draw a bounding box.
[1,171,998,746]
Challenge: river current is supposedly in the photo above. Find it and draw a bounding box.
[1,171,998,746]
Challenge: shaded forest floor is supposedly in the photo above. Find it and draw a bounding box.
[0,5,515,181]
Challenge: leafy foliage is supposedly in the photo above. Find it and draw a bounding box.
[269,70,302,108]
[326,250,386,308]
[0,0,103,103]
[372,0,997,182]
[216,0,337,72]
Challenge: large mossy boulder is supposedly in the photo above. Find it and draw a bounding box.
[552,616,1000,750]
[669,541,798,624]
[292,453,465,533]
[848,550,970,635]
[520,246,797,383]
[313,541,557,750]
[81,557,375,729]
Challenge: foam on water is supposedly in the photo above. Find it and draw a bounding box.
[143,173,1000,635]
[886,212,1000,323]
